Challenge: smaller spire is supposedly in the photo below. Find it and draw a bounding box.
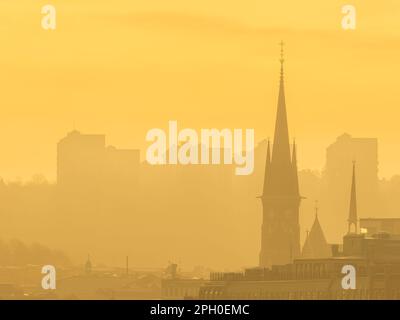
[348,161,358,233]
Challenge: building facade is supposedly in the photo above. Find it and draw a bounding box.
[199,232,400,300]
[199,161,400,300]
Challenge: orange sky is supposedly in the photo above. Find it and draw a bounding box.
[1,0,400,181]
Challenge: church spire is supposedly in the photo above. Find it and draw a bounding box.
[348,161,358,233]
[271,41,290,166]
[265,41,295,197]
[259,42,302,267]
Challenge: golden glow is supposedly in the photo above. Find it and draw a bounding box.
[0,0,399,180]
[0,1,399,272]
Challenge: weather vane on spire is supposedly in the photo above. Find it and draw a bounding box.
[279,41,285,78]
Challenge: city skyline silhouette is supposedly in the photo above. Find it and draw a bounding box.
[2,2,400,181]
[2,1,400,300]
[0,48,399,299]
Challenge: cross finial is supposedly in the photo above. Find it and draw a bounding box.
[279,41,285,64]
[315,200,319,217]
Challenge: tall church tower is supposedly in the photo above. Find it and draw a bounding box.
[259,42,302,267]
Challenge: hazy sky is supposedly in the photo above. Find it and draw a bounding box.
[1,0,400,181]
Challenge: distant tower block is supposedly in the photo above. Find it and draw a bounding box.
[259,42,302,267]
[302,203,331,259]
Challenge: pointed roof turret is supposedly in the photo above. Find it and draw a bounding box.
[302,203,331,259]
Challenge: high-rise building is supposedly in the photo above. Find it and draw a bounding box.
[259,44,301,267]
[57,130,140,189]
[57,130,106,188]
